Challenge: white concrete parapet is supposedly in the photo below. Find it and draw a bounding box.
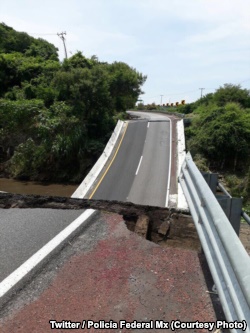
[176,119,189,210]
[72,120,125,199]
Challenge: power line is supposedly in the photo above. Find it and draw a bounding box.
[164,89,198,96]
[30,33,57,36]
[147,90,198,99]
[144,79,250,103]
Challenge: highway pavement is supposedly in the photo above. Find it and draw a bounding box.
[0,111,171,284]
[127,121,170,206]
[92,111,171,207]
[90,121,148,201]
[0,208,83,282]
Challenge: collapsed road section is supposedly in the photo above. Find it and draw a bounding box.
[0,195,221,333]
[0,111,223,332]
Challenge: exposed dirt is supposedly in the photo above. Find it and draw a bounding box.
[124,211,201,251]
[134,215,150,239]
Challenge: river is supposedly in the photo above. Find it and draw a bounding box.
[0,178,79,197]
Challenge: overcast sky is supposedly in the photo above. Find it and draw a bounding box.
[1,0,250,104]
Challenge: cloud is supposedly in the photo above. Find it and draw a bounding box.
[1,0,249,104]
[185,25,236,44]
[129,0,250,24]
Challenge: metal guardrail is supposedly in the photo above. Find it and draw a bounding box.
[218,182,250,226]
[242,211,250,225]
[179,152,250,332]
[218,182,232,198]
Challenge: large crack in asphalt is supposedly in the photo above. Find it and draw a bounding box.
[1,192,225,323]
[0,192,200,250]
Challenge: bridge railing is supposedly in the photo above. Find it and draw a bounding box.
[179,152,250,332]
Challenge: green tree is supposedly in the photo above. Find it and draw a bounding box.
[0,24,147,182]
[25,38,58,61]
[0,52,60,97]
[63,51,94,69]
[0,23,31,53]
[188,102,250,169]
[214,84,250,108]
[0,23,58,60]
[109,61,147,112]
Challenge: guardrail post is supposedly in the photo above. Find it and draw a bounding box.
[230,198,243,235]
[202,172,218,194]
[202,172,242,235]
[216,195,242,235]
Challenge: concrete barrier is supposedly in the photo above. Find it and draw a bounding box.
[72,120,125,199]
[176,119,188,210]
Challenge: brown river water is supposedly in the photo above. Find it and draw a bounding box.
[0,178,79,197]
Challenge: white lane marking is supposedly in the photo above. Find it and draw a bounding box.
[165,117,172,207]
[135,156,143,175]
[0,209,96,299]
[147,122,150,128]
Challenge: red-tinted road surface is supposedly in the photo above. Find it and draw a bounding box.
[0,212,216,332]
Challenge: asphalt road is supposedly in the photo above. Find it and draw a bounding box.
[0,111,171,284]
[0,208,83,282]
[92,121,148,201]
[127,121,170,206]
[92,111,171,207]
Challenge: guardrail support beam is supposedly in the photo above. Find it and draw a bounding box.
[202,172,242,236]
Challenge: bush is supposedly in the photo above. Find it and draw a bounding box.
[9,138,46,178]
[187,102,250,169]
[193,154,209,172]
[177,103,196,114]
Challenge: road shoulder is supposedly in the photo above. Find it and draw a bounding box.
[0,211,217,333]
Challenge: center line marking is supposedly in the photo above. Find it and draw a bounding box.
[135,156,143,175]
[147,122,150,128]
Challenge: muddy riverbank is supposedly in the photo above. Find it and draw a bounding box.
[0,178,78,197]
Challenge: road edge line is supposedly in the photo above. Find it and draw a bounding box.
[0,209,98,309]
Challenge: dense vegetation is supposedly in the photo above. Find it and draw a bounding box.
[0,23,146,182]
[181,84,250,205]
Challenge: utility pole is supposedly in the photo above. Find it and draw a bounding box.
[57,32,68,59]
[199,88,205,98]
[160,95,164,105]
